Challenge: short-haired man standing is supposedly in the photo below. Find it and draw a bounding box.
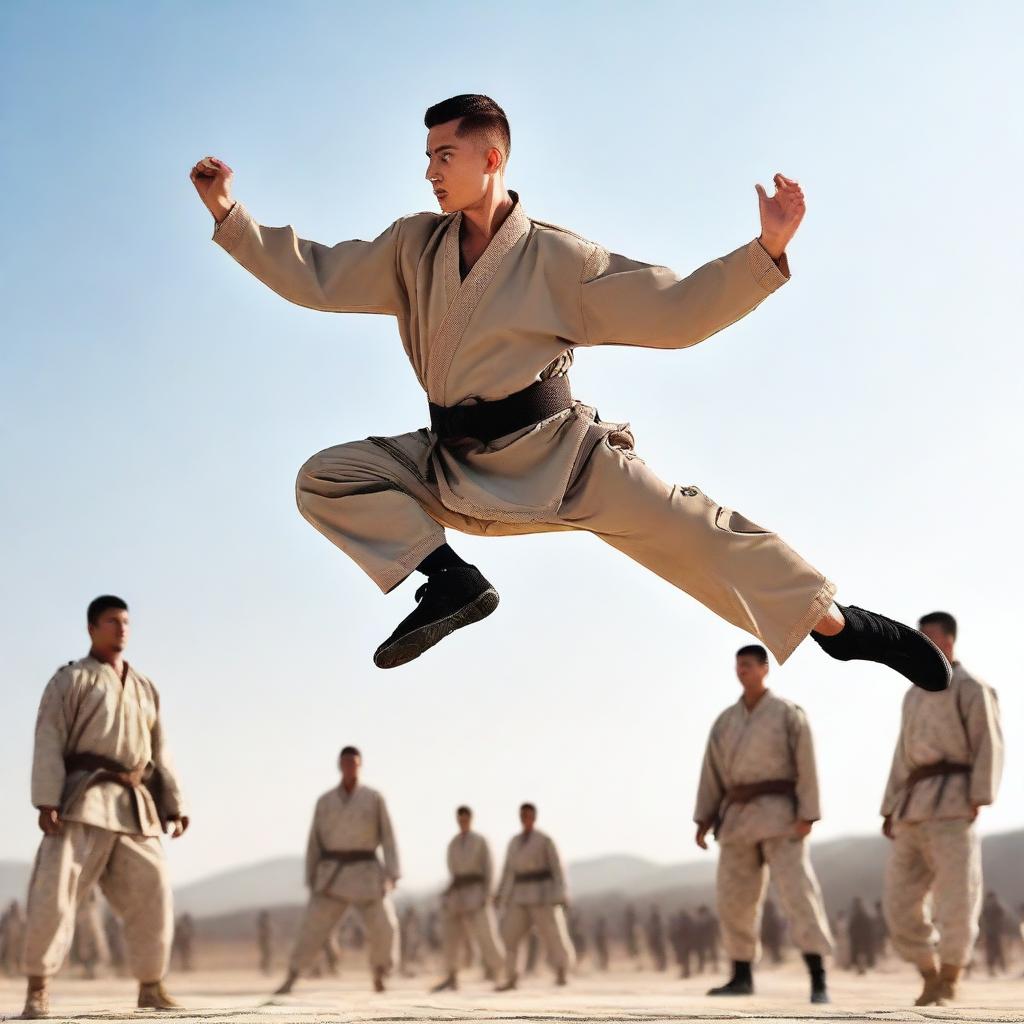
[431,805,505,992]
[695,645,832,1004]
[495,803,574,989]
[21,596,188,1018]
[881,612,1003,1006]
[275,746,400,995]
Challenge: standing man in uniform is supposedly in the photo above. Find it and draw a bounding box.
[19,596,188,1018]
[191,94,950,694]
[275,746,400,995]
[431,806,505,992]
[881,612,1003,1007]
[695,645,833,1004]
[495,803,575,989]
[980,892,1008,975]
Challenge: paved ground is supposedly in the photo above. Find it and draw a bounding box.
[1,965,1021,1023]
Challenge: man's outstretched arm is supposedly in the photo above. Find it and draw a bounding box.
[578,173,805,350]
[191,155,407,316]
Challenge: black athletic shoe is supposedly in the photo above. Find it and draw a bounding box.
[373,565,499,669]
[707,977,754,996]
[811,603,951,692]
[811,986,831,1004]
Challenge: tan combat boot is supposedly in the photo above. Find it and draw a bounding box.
[137,980,182,1010]
[21,977,49,1020]
[495,973,518,992]
[273,971,298,995]
[937,963,961,1003]
[914,965,943,1006]
[372,967,386,992]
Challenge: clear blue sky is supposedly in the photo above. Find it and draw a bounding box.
[1,1,1021,891]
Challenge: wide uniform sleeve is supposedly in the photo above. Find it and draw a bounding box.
[964,679,1003,807]
[305,797,324,889]
[880,694,912,817]
[212,200,410,315]
[578,237,789,350]
[377,792,400,881]
[148,682,186,820]
[546,836,568,904]
[496,840,514,904]
[693,720,726,827]
[789,705,821,822]
[31,670,71,809]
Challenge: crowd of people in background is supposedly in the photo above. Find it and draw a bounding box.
[4,892,1021,983]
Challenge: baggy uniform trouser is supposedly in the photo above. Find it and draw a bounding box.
[289,893,398,975]
[500,904,576,976]
[442,905,505,975]
[883,819,982,969]
[716,836,833,962]
[22,821,171,981]
[296,427,835,665]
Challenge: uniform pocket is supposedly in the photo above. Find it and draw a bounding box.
[714,506,771,535]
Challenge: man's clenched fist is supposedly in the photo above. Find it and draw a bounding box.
[190,155,235,224]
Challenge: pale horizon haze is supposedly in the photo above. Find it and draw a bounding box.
[1,1,1021,895]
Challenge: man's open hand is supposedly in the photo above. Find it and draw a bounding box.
[695,823,710,850]
[189,156,235,224]
[756,173,805,260]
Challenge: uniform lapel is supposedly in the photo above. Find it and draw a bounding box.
[427,191,530,402]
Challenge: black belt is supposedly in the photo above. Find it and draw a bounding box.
[320,850,377,865]
[450,872,486,889]
[514,869,553,884]
[429,376,572,444]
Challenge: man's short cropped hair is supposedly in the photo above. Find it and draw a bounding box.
[339,745,362,759]
[424,94,511,162]
[456,805,472,817]
[919,611,957,639]
[519,802,537,814]
[87,595,128,626]
[736,644,769,665]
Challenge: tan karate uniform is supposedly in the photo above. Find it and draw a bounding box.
[441,830,505,976]
[694,690,833,962]
[23,656,184,981]
[496,829,575,976]
[881,663,1002,968]
[212,193,835,665]
[289,783,400,975]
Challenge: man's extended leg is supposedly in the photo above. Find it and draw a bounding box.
[763,837,833,1003]
[883,824,943,1004]
[100,835,178,1009]
[277,894,350,993]
[709,842,765,995]
[556,430,949,687]
[296,433,514,668]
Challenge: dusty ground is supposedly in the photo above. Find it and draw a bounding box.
[1,963,1021,1023]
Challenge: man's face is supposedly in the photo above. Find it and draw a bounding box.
[339,753,361,786]
[457,810,471,833]
[919,623,954,661]
[424,119,500,214]
[88,609,129,655]
[519,806,536,831]
[735,655,768,688]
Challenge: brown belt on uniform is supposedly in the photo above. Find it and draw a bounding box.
[725,779,797,804]
[713,779,797,838]
[514,869,553,884]
[899,761,971,818]
[429,376,572,444]
[320,850,378,865]
[64,753,150,789]
[450,872,486,889]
